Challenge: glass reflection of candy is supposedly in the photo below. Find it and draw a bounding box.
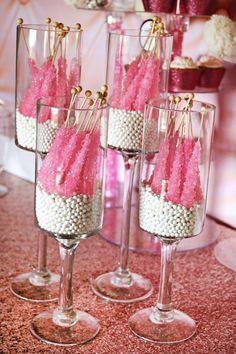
[92,20,173,303]
[31,87,109,346]
[129,94,216,343]
[15,18,82,152]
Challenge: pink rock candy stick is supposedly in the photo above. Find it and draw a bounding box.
[165,141,184,204]
[38,126,74,193]
[122,55,141,93]
[56,56,68,116]
[55,131,87,196]
[181,140,202,208]
[134,56,160,111]
[68,57,80,90]
[19,59,51,118]
[120,56,148,111]
[28,58,38,80]
[38,60,57,123]
[79,130,100,197]
[150,138,170,195]
[110,39,124,109]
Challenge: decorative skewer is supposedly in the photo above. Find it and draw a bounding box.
[198,107,206,142]
[52,21,58,56]
[75,98,94,133]
[45,17,51,57]
[91,97,107,132]
[63,26,70,58]
[17,18,29,55]
[65,87,81,126]
[83,91,103,131]
[75,23,82,53]
[53,29,65,61]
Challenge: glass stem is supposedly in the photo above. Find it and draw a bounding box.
[29,233,51,286]
[53,244,78,327]
[151,239,179,323]
[114,153,137,286]
[36,233,48,274]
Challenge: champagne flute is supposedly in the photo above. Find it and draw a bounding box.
[10,19,82,302]
[31,93,109,346]
[92,19,173,302]
[129,95,215,343]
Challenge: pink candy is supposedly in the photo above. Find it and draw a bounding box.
[181,141,202,208]
[166,141,184,204]
[134,56,159,111]
[38,127,101,198]
[109,40,124,109]
[150,138,170,195]
[149,135,203,209]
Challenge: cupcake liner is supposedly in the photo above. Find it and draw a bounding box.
[142,0,174,13]
[184,0,211,15]
[198,67,225,89]
[169,68,200,92]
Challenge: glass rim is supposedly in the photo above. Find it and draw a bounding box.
[37,96,109,112]
[109,28,173,38]
[17,24,83,33]
[145,98,216,114]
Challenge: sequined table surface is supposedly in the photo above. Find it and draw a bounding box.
[0,172,235,353]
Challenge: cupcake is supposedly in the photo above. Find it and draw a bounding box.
[197,55,225,89]
[183,0,212,15]
[142,0,174,13]
[169,56,200,92]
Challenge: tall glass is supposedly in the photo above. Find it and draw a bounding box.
[11,21,82,302]
[129,97,215,343]
[30,96,109,346]
[0,101,11,197]
[92,25,173,302]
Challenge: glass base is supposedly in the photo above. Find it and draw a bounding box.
[30,310,100,346]
[91,271,153,303]
[214,237,236,271]
[129,308,196,344]
[10,272,60,302]
[0,184,8,197]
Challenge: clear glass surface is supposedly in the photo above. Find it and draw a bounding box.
[11,22,82,302]
[10,233,60,302]
[15,23,82,152]
[92,27,172,302]
[0,102,11,197]
[129,97,215,343]
[31,96,109,346]
[214,237,236,272]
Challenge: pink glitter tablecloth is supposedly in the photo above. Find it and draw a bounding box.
[0,172,235,353]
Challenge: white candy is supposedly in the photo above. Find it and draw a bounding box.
[139,185,203,238]
[35,184,102,238]
[16,109,58,152]
[107,108,158,152]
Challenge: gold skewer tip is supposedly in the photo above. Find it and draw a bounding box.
[85,90,92,97]
[71,87,77,96]
[17,18,23,25]
[45,17,51,24]
[76,85,83,94]
[58,22,64,29]
[63,26,70,32]
[87,98,94,106]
